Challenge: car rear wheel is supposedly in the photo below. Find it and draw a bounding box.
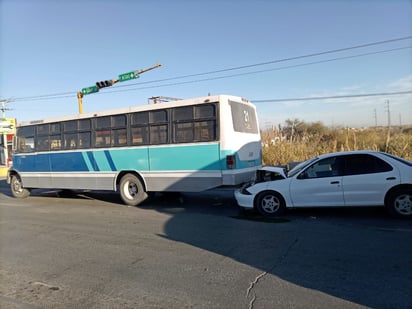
[119,173,147,206]
[386,188,412,218]
[255,190,286,217]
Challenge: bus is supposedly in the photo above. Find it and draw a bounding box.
[7,95,262,206]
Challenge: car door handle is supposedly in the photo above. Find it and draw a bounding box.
[386,177,396,180]
[330,181,340,184]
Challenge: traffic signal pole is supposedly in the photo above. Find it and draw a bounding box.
[77,91,83,114]
[78,63,162,114]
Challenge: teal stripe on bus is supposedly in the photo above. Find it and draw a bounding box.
[148,143,221,171]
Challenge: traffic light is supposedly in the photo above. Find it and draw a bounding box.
[96,80,116,89]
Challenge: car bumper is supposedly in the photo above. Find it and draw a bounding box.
[234,189,255,209]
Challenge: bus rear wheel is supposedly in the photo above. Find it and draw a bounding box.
[119,174,147,206]
[10,175,31,198]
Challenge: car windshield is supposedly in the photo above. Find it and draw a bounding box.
[287,157,318,178]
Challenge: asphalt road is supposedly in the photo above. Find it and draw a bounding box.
[0,180,411,309]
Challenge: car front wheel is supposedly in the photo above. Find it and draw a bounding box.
[255,190,286,217]
[386,188,412,218]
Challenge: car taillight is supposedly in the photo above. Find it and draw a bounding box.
[226,155,236,169]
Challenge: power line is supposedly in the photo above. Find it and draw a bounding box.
[7,36,412,102]
[11,46,412,102]
[114,35,412,87]
[102,46,412,94]
[252,90,412,103]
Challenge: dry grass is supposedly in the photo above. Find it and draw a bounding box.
[262,124,412,166]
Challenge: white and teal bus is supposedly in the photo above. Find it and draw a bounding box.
[7,94,262,206]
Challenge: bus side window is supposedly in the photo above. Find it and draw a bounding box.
[194,120,216,141]
[95,130,110,147]
[18,137,34,153]
[50,134,62,150]
[111,115,127,147]
[195,104,217,142]
[112,128,127,146]
[36,136,49,152]
[131,127,148,145]
[95,117,111,147]
[149,110,168,145]
[131,112,149,145]
[64,133,77,149]
[150,124,168,144]
[79,132,91,148]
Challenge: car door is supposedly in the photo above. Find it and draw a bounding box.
[289,156,344,207]
[341,154,401,206]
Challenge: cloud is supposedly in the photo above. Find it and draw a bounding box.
[388,75,412,91]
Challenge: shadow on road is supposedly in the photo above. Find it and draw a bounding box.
[156,192,412,308]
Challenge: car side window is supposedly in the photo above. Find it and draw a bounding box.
[342,154,393,176]
[301,157,342,179]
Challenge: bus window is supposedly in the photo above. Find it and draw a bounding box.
[79,132,91,148]
[50,123,61,134]
[150,125,168,144]
[37,124,50,135]
[195,104,216,118]
[229,100,258,134]
[131,112,149,145]
[50,134,62,150]
[195,120,216,141]
[174,106,192,121]
[149,110,168,144]
[112,128,127,146]
[16,126,35,153]
[112,115,126,127]
[64,120,77,132]
[64,133,77,149]
[95,130,110,147]
[175,122,194,143]
[150,110,167,123]
[132,111,149,125]
[131,127,148,145]
[37,135,49,152]
[95,117,111,147]
[78,119,91,131]
[173,104,217,143]
[96,116,110,129]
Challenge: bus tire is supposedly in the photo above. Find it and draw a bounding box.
[119,173,147,206]
[10,175,31,199]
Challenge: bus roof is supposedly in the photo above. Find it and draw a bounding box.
[17,94,252,127]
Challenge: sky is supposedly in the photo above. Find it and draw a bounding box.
[1,0,411,128]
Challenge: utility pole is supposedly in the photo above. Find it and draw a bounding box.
[385,100,391,129]
[385,100,391,152]
[0,98,13,118]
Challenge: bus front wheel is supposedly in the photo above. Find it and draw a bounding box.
[10,175,31,199]
[119,174,147,206]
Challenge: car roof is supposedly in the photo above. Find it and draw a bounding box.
[316,150,382,159]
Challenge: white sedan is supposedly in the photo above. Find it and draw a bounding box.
[234,150,412,218]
